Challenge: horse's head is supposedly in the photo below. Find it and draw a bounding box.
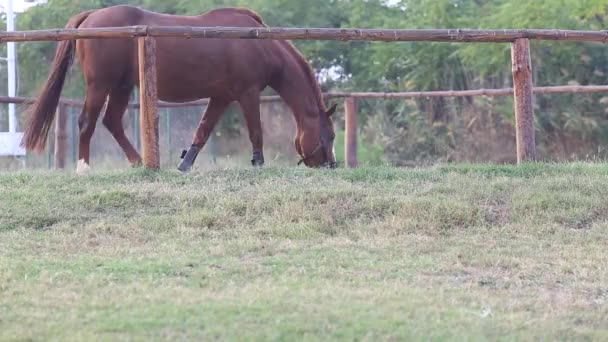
[296,104,338,168]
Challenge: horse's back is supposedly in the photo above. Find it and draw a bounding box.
[80,5,266,28]
[200,8,266,26]
[76,5,284,102]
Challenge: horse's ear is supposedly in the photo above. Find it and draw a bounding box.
[326,104,337,117]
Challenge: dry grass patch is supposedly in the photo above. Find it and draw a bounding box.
[1,163,607,340]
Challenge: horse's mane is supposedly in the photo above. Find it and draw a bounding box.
[281,41,326,112]
[206,7,266,26]
[209,8,326,112]
[230,8,265,26]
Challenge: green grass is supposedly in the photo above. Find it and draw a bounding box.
[1,163,607,341]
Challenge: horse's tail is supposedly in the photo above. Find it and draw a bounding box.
[21,10,94,152]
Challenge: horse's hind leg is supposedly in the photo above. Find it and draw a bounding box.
[102,87,142,167]
[178,97,231,173]
[76,83,109,175]
[238,90,264,166]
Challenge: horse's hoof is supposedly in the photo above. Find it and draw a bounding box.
[130,160,143,168]
[251,152,264,167]
[177,162,192,174]
[251,159,265,167]
[178,145,201,174]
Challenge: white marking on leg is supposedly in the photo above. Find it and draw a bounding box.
[76,159,91,176]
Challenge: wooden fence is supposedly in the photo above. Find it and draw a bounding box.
[2,27,608,43]
[3,26,608,169]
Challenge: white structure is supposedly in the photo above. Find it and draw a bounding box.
[0,0,39,156]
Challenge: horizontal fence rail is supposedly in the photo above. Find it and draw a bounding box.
[2,85,608,107]
[327,85,608,98]
[2,26,608,43]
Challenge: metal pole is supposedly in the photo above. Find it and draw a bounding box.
[70,106,77,166]
[54,103,68,169]
[344,97,358,168]
[47,139,52,169]
[209,133,217,165]
[7,0,17,133]
[133,89,141,151]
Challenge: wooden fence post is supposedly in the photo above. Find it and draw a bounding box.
[138,36,160,170]
[54,102,68,169]
[344,97,358,168]
[511,38,536,163]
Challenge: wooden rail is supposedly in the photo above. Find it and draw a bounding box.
[328,85,608,98]
[2,26,608,43]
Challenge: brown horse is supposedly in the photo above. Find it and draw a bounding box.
[21,5,337,173]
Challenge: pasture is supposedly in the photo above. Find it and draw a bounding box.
[1,163,607,340]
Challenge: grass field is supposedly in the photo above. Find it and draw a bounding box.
[1,164,607,341]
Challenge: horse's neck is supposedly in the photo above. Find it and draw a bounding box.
[271,58,321,130]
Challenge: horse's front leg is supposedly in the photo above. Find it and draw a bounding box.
[178,98,230,173]
[238,91,264,167]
